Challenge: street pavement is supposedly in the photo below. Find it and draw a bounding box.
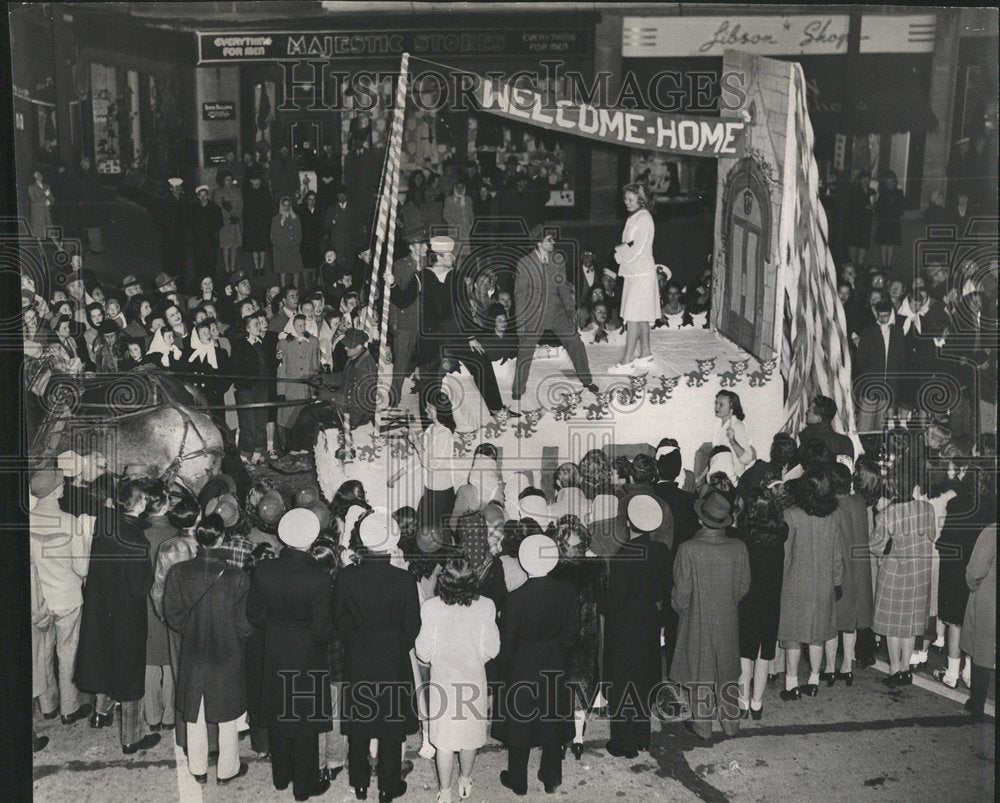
[32,660,994,802]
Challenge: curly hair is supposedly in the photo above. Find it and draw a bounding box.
[436,558,481,606]
[549,514,591,562]
[332,479,367,519]
[738,486,788,547]
[792,470,839,518]
[502,518,540,557]
[800,440,834,471]
[631,454,658,485]
[612,455,634,483]
[580,449,610,483]
[853,455,883,507]
[308,535,341,579]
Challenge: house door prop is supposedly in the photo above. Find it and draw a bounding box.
[362,50,855,439]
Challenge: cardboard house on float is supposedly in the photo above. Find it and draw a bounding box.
[315,50,856,505]
[712,50,855,437]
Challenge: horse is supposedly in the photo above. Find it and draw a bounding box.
[29,367,227,493]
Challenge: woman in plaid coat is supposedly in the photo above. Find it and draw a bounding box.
[869,493,937,686]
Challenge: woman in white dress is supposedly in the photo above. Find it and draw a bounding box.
[415,559,501,803]
[713,390,756,478]
[610,183,660,373]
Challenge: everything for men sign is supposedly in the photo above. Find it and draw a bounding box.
[473,76,746,157]
[197,29,591,63]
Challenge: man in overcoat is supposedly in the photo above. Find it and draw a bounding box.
[74,479,160,754]
[598,495,671,758]
[670,490,751,739]
[511,225,596,401]
[248,509,334,801]
[496,533,579,796]
[334,510,421,802]
[164,512,254,784]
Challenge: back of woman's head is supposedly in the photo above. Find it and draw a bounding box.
[793,469,838,517]
[308,535,340,577]
[473,443,499,461]
[392,505,419,543]
[168,494,201,529]
[437,558,480,606]
[770,433,798,470]
[580,449,610,482]
[195,513,226,548]
[332,479,367,515]
[612,455,634,483]
[740,487,787,543]
[829,463,853,495]
[853,455,883,507]
[800,440,834,471]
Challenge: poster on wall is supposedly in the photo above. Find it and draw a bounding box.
[91,62,122,173]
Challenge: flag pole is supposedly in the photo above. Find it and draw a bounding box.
[370,53,409,438]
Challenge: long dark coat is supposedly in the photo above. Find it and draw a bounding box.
[247,548,335,736]
[834,493,874,631]
[192,200,223,276]
[161,195,190,278]
[144,515,178,666]
[735,524,786,661]
[333,554,421,740]
[241,184,273,252]
[599,534,669,708]
[494,575,579,748]
[74,512,152,702]
[671,528,751,686]
[163,548,254,722]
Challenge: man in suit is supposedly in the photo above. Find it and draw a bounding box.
[229,311,270,464]
[334,510,420,802]
[854,300,906,431]
[248,509,334,801]
[324,185,363,287]
[388,227,427,405]
[512,225,597,401]
[798,395,855,463]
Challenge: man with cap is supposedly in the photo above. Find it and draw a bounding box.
[121,274,144,299]
[29,468,95,725]
[334,509,421,802]
[512,225,597,401]
[222,270,254,327]
[248,508,335,800]
[670,488,750,739]
[286,327,377,456]
[387,226,427,405]
[74,479,161,754]
[164,511,254,786]
[495,532,579,796]
[191,184,224,291]
[597,493,671,758]
[160,177,190,293]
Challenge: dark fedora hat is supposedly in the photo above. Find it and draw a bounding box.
[693,488,734,530]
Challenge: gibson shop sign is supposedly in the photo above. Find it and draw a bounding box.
[474,76,745,157]
[197,29,591,63]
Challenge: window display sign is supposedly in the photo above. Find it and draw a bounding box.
[203,138,238,166]
[202,101,236,121]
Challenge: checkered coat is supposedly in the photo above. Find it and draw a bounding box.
[870,499,937,637]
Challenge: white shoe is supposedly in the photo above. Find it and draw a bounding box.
[633,354,655,365]
[458,776,473,799]
[608,361,637,375]
[419,740,435,760]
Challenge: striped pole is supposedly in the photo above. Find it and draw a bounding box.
[372,53,410,436]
